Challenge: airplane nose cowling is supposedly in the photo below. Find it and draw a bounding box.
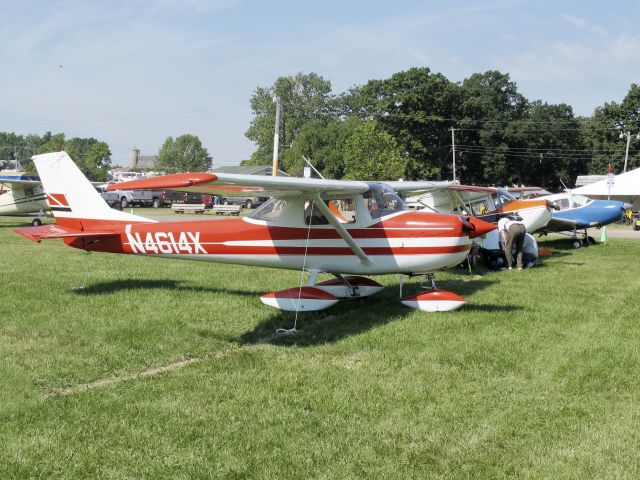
[464,216,497,239]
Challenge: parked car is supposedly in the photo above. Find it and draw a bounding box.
[220,196,267,209]
[109,188,154,208]
[149,190,213,208]
[95,186,120,208]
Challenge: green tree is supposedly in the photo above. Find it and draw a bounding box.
[0,132,42,172]
[81,141,112,182]
[343,120,407,181]
[35,134,113,181]
[37,133,74,157]
[458,71,528,185]
[514,101,586,189]
[584,84,640,174]
[342,67,462,180]
[245,72,334,165]
[281,117,360,178]
[157,134,210,172]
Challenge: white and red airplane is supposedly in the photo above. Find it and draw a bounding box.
[406,184,553,233]
[15,152,495,313]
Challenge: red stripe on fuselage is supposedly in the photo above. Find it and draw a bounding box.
[61,210,469,257]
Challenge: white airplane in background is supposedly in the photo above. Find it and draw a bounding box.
[404,184,553,233]
[16,152,496,314]
[0,173,47,225]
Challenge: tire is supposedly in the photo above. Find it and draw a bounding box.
[152,198,162,208]
[32,218,42,227]
[634,222,640,232]
[223,199,229,205]
[113,202,123,211]
[246,200,253,209]
[572,240,581,249]
[120,197,129,209]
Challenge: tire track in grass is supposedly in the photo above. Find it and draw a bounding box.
[45,346,239,398]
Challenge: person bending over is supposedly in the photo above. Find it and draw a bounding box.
[498,215,526,270]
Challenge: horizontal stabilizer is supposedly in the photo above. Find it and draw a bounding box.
[14,225,119,243]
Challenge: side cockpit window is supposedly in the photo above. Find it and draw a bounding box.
[249,198,287,221]
[304,198,357,225]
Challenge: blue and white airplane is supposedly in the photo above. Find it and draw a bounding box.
[539,192,627,247]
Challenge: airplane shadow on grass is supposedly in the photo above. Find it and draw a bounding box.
[72,278,260,298]
[239,277,518,347]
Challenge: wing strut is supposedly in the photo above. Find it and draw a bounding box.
[311,194,371,265]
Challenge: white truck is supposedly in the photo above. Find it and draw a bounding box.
[94,186,120,208]
[110,188,154,209]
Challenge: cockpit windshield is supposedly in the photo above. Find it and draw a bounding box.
[495,188,516,207]
[364,183,407,219]
[571,194,591,207]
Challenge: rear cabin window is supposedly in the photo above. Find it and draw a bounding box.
[304,198,357,225]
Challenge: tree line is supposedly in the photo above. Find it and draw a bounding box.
[2,68,638,188]
[0,132,210,182]
[244,69,640,190]
[0,132,112,181]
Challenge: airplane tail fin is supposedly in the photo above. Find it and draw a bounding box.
[32,152,154,228]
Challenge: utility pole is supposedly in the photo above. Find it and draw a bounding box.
[620,130,640,173]
[450,127,457,182]
[272,95,281,177]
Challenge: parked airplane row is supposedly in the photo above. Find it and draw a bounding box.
[6,152,632,316]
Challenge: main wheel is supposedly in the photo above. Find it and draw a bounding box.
[32,218,42,226]
[245,200,253,209]
[152,198,162,208]
[120,197,129,209]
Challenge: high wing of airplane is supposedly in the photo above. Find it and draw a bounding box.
[0,174,48,225]
[539,192,626,246]
[15,152,495,314]
[400,184,553,233]
[507,186,553,199]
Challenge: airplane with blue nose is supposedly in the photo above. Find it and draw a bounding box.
[540,192,627,247]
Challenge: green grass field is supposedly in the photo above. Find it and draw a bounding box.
[1,215,639,479]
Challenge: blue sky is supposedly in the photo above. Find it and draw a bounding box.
[1,0,639,166]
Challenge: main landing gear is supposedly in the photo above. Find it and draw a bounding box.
[400,273,466,312]
[31,209,47,226]
[570,228,596,249]
[260,271,465,313]
[260,271,384,312]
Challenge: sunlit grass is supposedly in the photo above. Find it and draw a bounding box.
[1,216,639,478]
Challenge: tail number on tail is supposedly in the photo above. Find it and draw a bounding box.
[125,226,206,254]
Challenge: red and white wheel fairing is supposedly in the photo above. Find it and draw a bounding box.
[314,276,384,298]
[261,286,339,311]
[401,289,465,312]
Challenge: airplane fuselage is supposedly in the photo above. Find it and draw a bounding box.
[61,211,478,275]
